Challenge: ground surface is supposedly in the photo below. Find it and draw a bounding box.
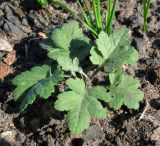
[0,0,160,146]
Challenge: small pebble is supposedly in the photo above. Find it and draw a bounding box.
[153,39,160,50]
[133,37,144,51]
[0,39,13,52]
[22,17,28,26]
[4,5,13,17]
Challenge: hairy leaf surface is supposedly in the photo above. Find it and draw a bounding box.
[12,65,63,112]
[108,72,144,109]
[55,78,110,135]
[40,21,91,73]
[90,29,139,72]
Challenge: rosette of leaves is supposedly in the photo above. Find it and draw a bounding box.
[12,21,144,136]
[40,20,91,74]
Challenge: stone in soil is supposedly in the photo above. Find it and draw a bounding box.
[0,38,13,63]
[0,39,13,52]
[4,20,25,35]
[0,2,31,39]
[0,130,26,146]
[153,39,160,50]
[151,127,160,145]
[21,17,28,26]
[47,135,55,146]
[4,4,13,18]
[133,37,144,52]
[125,12,143,26]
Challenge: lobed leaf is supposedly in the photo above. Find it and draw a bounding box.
[89,86,111,102]
[40,21,91,73]
[90,29,139,72]
[12,65,63,112]
[55,78,109,135]
[66,78,85,94]
[108,72,144,110]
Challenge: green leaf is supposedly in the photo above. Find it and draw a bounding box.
[55,78,108,135]
[108,72,144,110]
[90,29,139,72]
[90,47,103,65]
[41,20,91,73]
[12,65,63,112]
[55,91,82,111]
[66,107,90,136]
[66,78,85,94]
[48,49,81,73]
[89,86,111,102]
[37,0,48,7]
[51,21,89,53]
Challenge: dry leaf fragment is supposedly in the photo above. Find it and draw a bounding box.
[38,32,48,39]
[3,50,16,65]
[0,63,13,80]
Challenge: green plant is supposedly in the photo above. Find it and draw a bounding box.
[37,0,48,7]
[142,0,151,32]
[52,0,118,36]
[12,21,144,135]
[105,0,118,34]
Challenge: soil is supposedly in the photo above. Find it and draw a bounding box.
[0,0,160,146]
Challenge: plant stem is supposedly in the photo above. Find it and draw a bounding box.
[80,70,92,87]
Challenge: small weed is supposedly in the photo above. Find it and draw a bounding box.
[12,21,144,136]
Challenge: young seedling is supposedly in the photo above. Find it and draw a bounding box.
[142,0,151,32]
[51,0,118,37]
[12,21,144,136]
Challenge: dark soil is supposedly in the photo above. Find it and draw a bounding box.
[0,0,160,146]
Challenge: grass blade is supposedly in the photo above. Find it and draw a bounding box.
[52,0,98,36]
[106,0,111,23]
[92,0,100,30]
[97,0,102,30]
[105,0,118,34]
[77,0,92,26]
[142,0,151,32]
[84,0,94,25]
